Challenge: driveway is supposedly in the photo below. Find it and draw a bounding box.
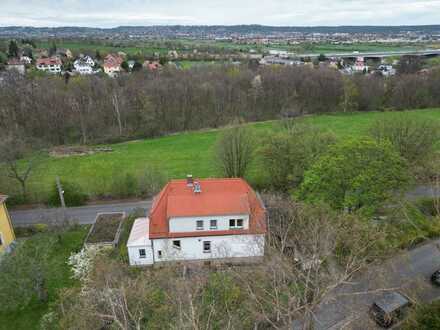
[10,200,153,226]
[293,239,440,329]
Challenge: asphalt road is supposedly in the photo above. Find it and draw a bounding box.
[293,239,440,329]
[10,200,153,226]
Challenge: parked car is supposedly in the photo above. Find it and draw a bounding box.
[369,292,411,328]
[431,269,440,286]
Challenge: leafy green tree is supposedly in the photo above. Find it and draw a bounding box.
[159,55,168,66]
[261,123,336,191]
[0,51,7,64]
[298,138,410,213]
[318,53,327,62]
[8,40,19,58]
[49,41,57,56]
[95,50,102,61]
[121,60,129,72]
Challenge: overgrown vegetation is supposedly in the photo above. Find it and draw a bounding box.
[47,180,88,207]
[34,199,394,329]
[0,225,89,330]
[370,114,440,167]
[402,300,440,329]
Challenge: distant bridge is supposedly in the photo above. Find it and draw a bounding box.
[292,49,440,59]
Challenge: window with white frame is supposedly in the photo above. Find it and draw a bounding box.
[139,249,146,258]
[172,240,181,249]
[229,219,244,229]
[203,241,211,253]
[196,220,204,230]
[210,219,217,229]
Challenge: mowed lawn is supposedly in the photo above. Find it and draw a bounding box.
[4,109,440,204]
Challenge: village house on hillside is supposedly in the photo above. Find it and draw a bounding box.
[6,58,26,75]
[103,54,124,77]
[73,55,95,75]
[127,177,266,266]
[36,57,62,74]
[0,195,16,254]
[143,60,161,71]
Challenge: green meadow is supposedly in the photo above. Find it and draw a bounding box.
[2,109,440,204]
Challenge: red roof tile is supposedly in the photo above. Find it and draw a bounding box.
[104,54,124,68]
[36,57,62,66]
[7,58,24,65]
[149,178,266,239]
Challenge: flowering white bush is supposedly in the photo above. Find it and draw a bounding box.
[67,245,103,283]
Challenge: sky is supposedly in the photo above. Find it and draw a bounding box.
[1,0,440,27]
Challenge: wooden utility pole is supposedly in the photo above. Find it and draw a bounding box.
[56,176,66,208]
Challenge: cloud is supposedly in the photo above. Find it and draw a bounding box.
[1,0,440,27]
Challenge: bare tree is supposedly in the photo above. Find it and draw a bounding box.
[216,120,255,178]
[0,136,41,199]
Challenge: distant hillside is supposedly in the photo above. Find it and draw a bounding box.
[1,25,440,38]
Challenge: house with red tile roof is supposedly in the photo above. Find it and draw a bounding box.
[127,176,266,266]
[36,57,62,74]
[103,54,124,77]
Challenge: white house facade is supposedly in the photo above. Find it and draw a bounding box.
[74,56,95,75]
[127,177,267,266]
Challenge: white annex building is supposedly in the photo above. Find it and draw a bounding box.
[127,177,267,266]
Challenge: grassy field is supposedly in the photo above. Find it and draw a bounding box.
[35,39,433,58]
[0,226,89,330]
[2,109,440,205]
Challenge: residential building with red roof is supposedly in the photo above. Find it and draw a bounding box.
[36,57,62,74]
[103,54,124,77]
[127,176,266,266]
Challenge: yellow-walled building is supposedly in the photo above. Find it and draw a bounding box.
[0,194,15,253]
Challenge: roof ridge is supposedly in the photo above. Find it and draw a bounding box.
[169,177,246,183]
[149,182,171,217]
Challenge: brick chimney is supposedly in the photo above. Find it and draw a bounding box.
[186,174,193,187]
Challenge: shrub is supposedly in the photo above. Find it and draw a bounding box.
[47,181,88,207]
[110,172,139,198]
[138,165,168,197]
[33,223,49,233]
